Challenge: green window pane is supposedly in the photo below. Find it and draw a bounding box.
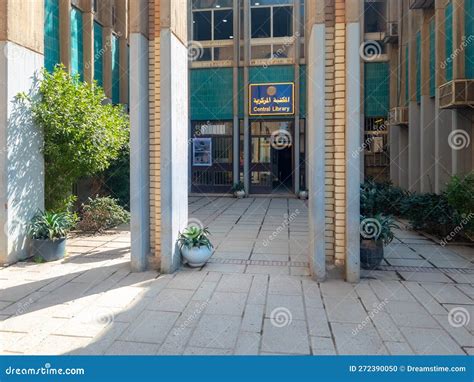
[416,31,421,103]
[70,7,84,80]
[466,0,474,78]
[112,35,120,104]
[445,2,453,81]
[191,68,234,120]
[94,22,104,87]
[430,19,436,97]
[364,62,390,118]
[44,0,60,72]
[299,65,306,117]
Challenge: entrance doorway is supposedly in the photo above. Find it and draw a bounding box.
[250,120,294,194]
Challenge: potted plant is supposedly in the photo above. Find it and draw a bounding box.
[298,188,308,199]
[360,214,398,270]
[28,211,77,262]
[177,226,213,267]
[231,182,246,198]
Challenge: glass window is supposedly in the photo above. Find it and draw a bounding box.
[273,6,292,37]
[364,1,386,33]
[214,9,233,39]
[193,11,212,40]
[251,7,271,38]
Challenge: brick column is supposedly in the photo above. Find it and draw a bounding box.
[129,0,150,271]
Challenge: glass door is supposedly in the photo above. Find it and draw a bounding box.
[249,120,294,194]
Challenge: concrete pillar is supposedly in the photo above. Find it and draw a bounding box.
[408,11,421,193]
[306,0,326,281]
[452,110,473,176]
[420,11,436,193]
[243,0,250,194]
[129,0,150,271]
[232,0,239,185]
[293,0,301,193]
[345,0,361,283]
[434,0,453,193]
[389,125,400,186]
[0,0,45,264]
[159,0,189,273]
[101,0,113,99]
[399,127,409,188]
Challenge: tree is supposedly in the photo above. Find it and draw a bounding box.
[28,65,129,210]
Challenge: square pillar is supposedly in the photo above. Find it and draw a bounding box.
[306,0,326,281]
[0,0,45,264]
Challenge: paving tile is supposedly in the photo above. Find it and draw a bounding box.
[432,314,473,347]
[148,289,194,312]
[245,265,290,275]
[331,322,387,355]
[265,294,305,321]
[384,341,414,355]
[400,327,465,355]
[268,275,302,295]
[234,332,261,355]
[324,298,369,324]
[30,335,90,355]
[421,283,473,305]
[241,304,264,333]
[183,347,233,355]
[158,327,193,355]
[306,307,331,337]
[187,314,241,349]
[247,274,268,305]
[310,336,336,355]
[120,310,179,344]
[205,291,247,316]
[165,272,206,291]
[106,340,160,355]
[215,274,253,293]
[399,271,453,283]
[261,318,310,354]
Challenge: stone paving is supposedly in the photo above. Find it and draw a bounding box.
[0,197,472,355]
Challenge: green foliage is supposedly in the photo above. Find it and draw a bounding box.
[77,196,130,233]
[360,214,398,246]
[29,65,129,210]
[401,193,462,235]
[231,182,245,193]
[28,210,77,240]
[445,172,474,236]
[177,226,213,249]
[360,180,409,216]
[101,148,130,209]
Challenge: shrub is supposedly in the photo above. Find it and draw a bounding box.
[101,148,130,209]
[77,196,130,232]
[400,193,462,235]
[360,214,398,246]
[177,226,213,249]
[360,180,409,216]
[25,65,129,210]
[445,172,474,236]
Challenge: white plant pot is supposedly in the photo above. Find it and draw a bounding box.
[181,245,213,267]
[234,190,245,199]
[298,191,308,200]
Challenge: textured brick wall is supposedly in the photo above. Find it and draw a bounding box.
[149,0,161,261]
[324,0,346,265]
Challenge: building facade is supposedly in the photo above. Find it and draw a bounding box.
[386,0,474,194]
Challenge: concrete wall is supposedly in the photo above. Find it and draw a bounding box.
[0,41,44,264]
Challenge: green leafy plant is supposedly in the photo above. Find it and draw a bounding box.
[28,211,77,240]
[401,193,462,235]
[445,172,474,218]
[360,214,398,246]
[77,196,130,233]
[177,226,213,250]
[360,180,409,216]
[26,65,129,210]
[231,182,245,193]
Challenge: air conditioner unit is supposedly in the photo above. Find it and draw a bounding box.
[389,107,409,126]
[409,0,435,9]
[439,79,474,109]
[384,22,398,44]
